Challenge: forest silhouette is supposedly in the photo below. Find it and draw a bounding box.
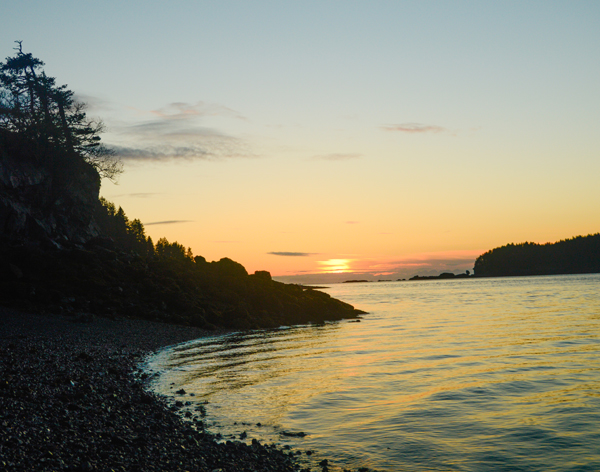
[474,234,600,277]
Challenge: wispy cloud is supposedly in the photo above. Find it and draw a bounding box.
[144,220,193,226]
[110,141,248,162]
[311,153,362,161]
[74,93,115,113]
[268,251,317,257]
[381,123,446,133]
[345,221,360,225]
[104,101,253,162]
[147,101,247,121]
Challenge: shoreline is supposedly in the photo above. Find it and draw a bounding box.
[0,309,336,472]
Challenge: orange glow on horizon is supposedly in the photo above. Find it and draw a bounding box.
[318,259,353,273]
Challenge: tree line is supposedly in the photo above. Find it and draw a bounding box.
[473,234,600,277]
[95,196,196,262]
[95,197,249,277]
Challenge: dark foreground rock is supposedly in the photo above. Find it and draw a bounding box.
[0,240,365,331]
[0,309,313,472]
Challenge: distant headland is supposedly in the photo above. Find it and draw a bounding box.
[473,234,600,277]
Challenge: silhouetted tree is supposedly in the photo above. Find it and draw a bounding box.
[0,41,122,180]
[95,198,156,255]
[128,219,146,246]
[155,237,191,261]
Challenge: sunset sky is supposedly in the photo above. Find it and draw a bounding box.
[3,1,599,283]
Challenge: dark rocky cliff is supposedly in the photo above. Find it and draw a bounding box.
[0,133,101,246]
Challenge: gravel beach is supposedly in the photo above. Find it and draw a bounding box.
[0,309,323,472]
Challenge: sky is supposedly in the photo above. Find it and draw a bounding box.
[2,1,599,283]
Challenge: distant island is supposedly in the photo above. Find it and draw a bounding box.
[343,273,471,283]
[409,272,471,281]
[473,234,600,277]
[342,279,397,283]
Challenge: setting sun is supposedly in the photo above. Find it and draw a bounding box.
[318,259,352,273]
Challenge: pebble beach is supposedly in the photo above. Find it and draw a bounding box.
[0,309,318,472]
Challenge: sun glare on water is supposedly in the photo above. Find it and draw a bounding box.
[318,259,352,273]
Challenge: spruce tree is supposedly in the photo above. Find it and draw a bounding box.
[0,41,122,180]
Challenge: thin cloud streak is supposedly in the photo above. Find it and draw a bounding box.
[381,123,446,133]
[268,252,317,257]
[112,144,210,161]
[147,101,248,121]
[144,220,193,226]
[121,121,225,138]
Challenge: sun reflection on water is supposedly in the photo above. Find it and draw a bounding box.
[147,275,600,472]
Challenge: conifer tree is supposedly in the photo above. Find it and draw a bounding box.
[0,41,122,180]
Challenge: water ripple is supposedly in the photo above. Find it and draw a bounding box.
[147,274,600,471]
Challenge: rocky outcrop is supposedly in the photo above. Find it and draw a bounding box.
[0,149,101,245]
[0,242,365,329]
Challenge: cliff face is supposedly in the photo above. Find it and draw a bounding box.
[0,152,101,245]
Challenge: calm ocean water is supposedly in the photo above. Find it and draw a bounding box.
[146,274,600,471]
